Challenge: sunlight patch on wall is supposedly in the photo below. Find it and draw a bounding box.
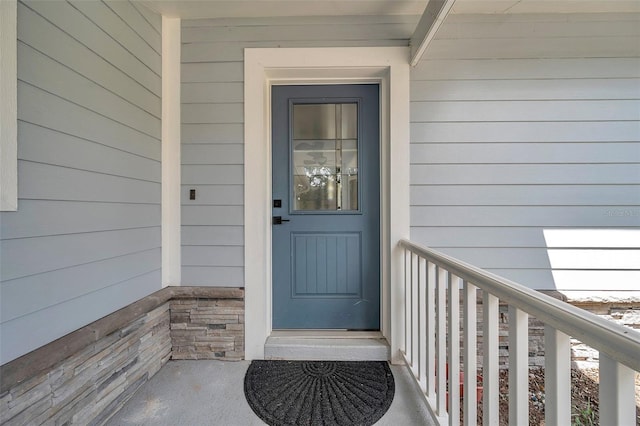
[543,229,640,291]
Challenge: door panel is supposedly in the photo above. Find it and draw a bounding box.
[292,233,361,297]
[272,84,380,329]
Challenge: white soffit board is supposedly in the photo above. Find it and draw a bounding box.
[140,0,640,19]
[139,0,427,19]
[452,0,640,14]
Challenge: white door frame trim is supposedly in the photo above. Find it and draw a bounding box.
[244,47,410,363]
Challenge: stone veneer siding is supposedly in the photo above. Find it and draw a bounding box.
[170,298,244,360]
[0,303,171,426]
[472,291,640,369]
[0,287,243,426]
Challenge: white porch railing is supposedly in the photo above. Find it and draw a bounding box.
[399,239,640,426]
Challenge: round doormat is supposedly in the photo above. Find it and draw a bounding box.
[244,360,394,426]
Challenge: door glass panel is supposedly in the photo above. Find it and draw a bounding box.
[292,104,336,139]
[292,103,358,211]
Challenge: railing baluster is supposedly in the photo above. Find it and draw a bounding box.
[404,249,411,360]
[418,257,427,391]
[426,261,436,397]
[436,266,447,417]
[463,281,477,426]
[411,253,419,371]
[544,325,571,426]
[448,275,461,426]
[508,306,528,426]
[482,292,499,426]
[599,353,636,425]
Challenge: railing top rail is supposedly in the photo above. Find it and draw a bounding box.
[400,239,640,372]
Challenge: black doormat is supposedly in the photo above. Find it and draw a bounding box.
[244,360,394,426]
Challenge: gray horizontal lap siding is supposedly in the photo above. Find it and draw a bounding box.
[410,13,640,290]
[180,15,415,286]
[0,1,162,364]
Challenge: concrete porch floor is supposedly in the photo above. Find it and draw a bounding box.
[106,360,435,425]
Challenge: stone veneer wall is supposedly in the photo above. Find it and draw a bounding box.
[472,292,640,369]
[0,287,243,426]
[170,292,245,360]
[0,303,171,426]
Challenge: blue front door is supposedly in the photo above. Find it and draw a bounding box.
[272,84,380,329]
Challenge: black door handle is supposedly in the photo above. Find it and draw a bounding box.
[273,216,290,225]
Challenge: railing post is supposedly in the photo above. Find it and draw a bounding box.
[599,353,635,425]
[508,306,528,426]
[448,275,461,426]
[463,282,477,426]
[544,325,571,426]
[482,292,499,426]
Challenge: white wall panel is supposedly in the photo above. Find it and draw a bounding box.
[182,205,244,226]
[182,123,244,143]
[410,100,639,122]
[1,228,160,281]
[0,0,162,365]
[182,82,243,103]
[411,121,640,143]
[412,58,640,80]
[182,246,244,267]
[411,227,549,248]
[18,42,160,135]
[19,122,160,181]
[410,206,638,227]
[181,103,244,124]
[69,1,161,73]
[23,1,160,95]
[182,144,243,165]
[411,185,638,206]
[17,2,160,117]
[180,15,409,285]
[410,142,639,164]
[18,161,160,204]
[18,82,160,160]
[182,165,243,185]
[410,79,640,101]
[426,36,639,59]
[181,62,244,81]
[411,164,639,185]
[1,200,160,239]
[130,1,161,34]
[182,226,243,246]
[182,266,244,286]
[0,249,161,323]
[103,0,161,53]
[410,12,640,290]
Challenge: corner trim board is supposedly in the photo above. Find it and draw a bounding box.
[161,16,181,286]
[0,0,17,211]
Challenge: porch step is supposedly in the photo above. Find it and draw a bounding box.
[264,336,390,361]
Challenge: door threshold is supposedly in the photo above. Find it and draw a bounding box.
[270,330,383,339]
[265,331,389,361]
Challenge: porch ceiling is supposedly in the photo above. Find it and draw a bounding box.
[140,0,640,19]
